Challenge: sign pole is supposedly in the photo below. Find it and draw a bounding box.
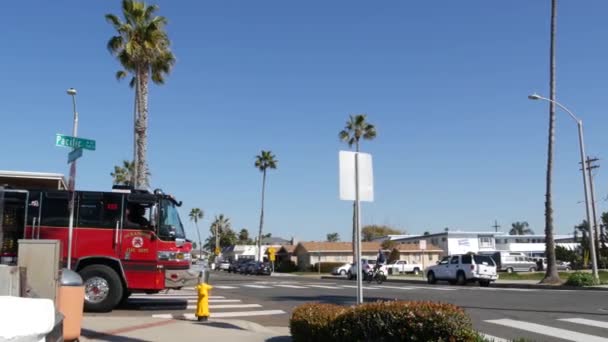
[66,90,78,270]
[355,152,363,305]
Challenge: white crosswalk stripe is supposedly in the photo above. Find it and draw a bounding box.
[307,285,342,289]
[242,284,273,289]
[127,291,285,319]
[340,285,382,290]
[274,284,308,289]
[485,318,608,342]
[153,310,286,320]
[559,318,608,329]
[213,285,238,289]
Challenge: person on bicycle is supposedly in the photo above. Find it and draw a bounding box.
[374,249,386,273]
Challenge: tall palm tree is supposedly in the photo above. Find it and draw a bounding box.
[106,0,176,188]
[509,221,534,235]
[110,160,134,185]
[339,114,377,262]
[189,208,204,259]
[542,0,560,284]
[255,150,278,261]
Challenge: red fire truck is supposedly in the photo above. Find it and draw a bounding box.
[1,184,199,312]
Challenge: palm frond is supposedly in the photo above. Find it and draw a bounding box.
[116,70,128,81]
[105,14,123,29]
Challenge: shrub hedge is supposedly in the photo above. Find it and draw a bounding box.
[290,303,346,342]
[565,272,599,287]
[290,301,479,342]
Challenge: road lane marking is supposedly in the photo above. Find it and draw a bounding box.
[559,318,608,329]
[131,294,225,299]
[153,310,286,319]
[242,285,273,289]
[274,284,308,289]
[340,285,382,290]
[374,285,417,290]
[186,304,262,309]
[214,285,238,289]
[307,285,342,289]
[485,319,608,342]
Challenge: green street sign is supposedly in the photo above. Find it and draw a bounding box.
[55,134,96,151]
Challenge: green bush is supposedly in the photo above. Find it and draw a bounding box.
[290,303,346,342]
[565,272,599,287]
[308,262,345,273]
[290,301,478,342]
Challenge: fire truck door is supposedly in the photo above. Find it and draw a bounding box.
[119,196,160,287]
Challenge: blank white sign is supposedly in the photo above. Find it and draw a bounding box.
[339,151,374,202]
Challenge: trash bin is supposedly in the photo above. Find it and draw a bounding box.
[57,269,84,342]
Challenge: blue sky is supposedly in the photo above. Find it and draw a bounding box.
[2,1,608,242]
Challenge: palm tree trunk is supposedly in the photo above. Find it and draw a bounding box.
[132,76,139,188]
[195,221,202,260]
[352,142,360,264]
[257,169,267,261]
[136,67,149,188]
[542,0,560,284]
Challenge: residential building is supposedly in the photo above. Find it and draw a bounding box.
[393,231,577,257]
[291,241,437,271]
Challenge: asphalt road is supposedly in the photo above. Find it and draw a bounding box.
[91,271,608,341]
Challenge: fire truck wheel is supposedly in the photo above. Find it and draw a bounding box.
[80,265,124,312]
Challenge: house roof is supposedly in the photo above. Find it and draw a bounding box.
[394,243,442,252]
[295,241,384,253]
[278,244,296,253]
[261,236,291,245]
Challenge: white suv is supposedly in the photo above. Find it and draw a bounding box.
[426,254,498,287]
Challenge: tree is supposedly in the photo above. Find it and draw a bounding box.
[339,114,377,261]
[238,228,253,244]
[205,214,237,250]
[381,239,397,250]
[255,150,278,260]
[423,231,431,236]
[106,0,176,187]
[509,221,534,235]
[388,248,400,264]
[361,225,404,242]
[326,233,340,242]
[540,0,560,285]
[189,208,204,259]
[111,160,134,186]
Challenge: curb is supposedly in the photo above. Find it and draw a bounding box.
[320,276,608,291]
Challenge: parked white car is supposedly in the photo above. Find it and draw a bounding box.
[426,254,498,287]
[386,260,423,275]
[331,263,352,276]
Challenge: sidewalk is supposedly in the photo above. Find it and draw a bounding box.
[80,316,291,342]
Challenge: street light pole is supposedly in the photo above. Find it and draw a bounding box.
[66,88,78,270]
[528,94,599,281]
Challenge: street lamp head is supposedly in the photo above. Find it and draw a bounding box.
[66,88,77,96]
[528,93,541,100]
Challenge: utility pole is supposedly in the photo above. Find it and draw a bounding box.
[585,157,600,261]
[492,220,501,233]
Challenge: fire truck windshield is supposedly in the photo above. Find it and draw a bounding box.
[159,199,186,240]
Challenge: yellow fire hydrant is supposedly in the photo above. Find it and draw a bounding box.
[195,282,213,321]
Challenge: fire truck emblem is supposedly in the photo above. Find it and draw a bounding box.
[132,237,144,248]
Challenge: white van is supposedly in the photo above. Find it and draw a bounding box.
[489,252,538,273]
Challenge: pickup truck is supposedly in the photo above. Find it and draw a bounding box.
[386,260,423,275]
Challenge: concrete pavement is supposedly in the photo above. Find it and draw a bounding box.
[81,316,291,342]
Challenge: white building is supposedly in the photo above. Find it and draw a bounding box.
[221,244,283,262]
[393,231,576,257]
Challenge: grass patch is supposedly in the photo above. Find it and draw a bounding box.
[498,270,608,283]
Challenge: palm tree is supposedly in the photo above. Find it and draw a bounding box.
[339,114,377,262]
[189,208,204,259]
[326,233,340,242]
[255,150,278,261]
[111,160,134,185]
[541,0,560,284]
[209,214,231,252]
[509,222,534,235]
[106,0,176,188]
